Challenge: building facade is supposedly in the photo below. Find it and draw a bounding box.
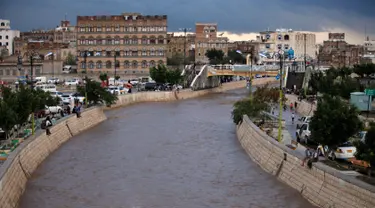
[166,33,195,59]
[54,20,77,44]
[319,39,363,67]
[20,30,54,42]
[0,19,20,55]
[256,29,316,60]
[363,37,375,63]
[194,23,229,63]
[76,12,167,76]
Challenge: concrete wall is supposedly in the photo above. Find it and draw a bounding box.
[110,78,275,109]
[237,115,375,208]
[0,107,106,208]
[286,94,316,116]
[0,78,275,208]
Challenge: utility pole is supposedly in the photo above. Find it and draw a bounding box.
[114,54,117,85]
[304,33,307,72]
[179,28,191,66]
[83,51,88,107]
[277,50,284,143]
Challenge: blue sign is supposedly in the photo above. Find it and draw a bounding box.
[288,48,295,60]
[275,74,280,80]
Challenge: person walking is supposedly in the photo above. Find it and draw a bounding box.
[291,112,295,124]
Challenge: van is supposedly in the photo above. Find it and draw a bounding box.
[36,84,57,92]
[62,65,72,74]
[35,76,47,84]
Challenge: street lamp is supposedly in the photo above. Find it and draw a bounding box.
[114,53,117,85]
[81,51,88,107]
[17,50,41,135]
[277,50,284,143]
[179,28,191,66]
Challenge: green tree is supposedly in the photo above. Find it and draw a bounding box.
[65,52,76,65]
[149,64,167,83]
[205,49,225,64]
[353,63,375,78]
[167,53,184,66]
[99,73,108,82]
[232,98,268,125]
[77,79,117,106]
[166,69,183,84]
[310,95,362,148]
[0,100,17,140]
[354,123,375,167]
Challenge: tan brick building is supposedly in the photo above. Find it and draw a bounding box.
[319,40,363,67]
[194,23,229,63]
[54,20,77,44]
[166,33,195,59]
[76,12,167,76]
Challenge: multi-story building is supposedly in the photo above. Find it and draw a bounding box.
[20,30,54,42]
[363,37,375,63]
[54,20,77,44]
[319,39,363,67]
[194,23,229,63]
[256,28,316,60]
[166,33,195,59]
[0,19,20,55]
[76,12,168,76]
[229,41,260,54]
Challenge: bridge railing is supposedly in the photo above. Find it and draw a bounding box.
[209,64,281,72]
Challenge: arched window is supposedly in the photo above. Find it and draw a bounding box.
[132,36,138,44]
[149,36,156,44]
[158,36,164,44]
[141,60,147,68]
[158,48,164,56]
[88,61,94,69]
[284,35,290,41]
[124,36,130,44]
[132,61,138,68]
[150,48,155,56]
[114,36,120,45]
[124,61,130,68]
[0,22,4,26]
[96,36,103,45]
[97,61,102,69]
[149,60,156,68]
[106,61,112,69]
[142,48,147,56]
[142,36,148,44]
[115,60,120,68]
[124,49,130,56]
[106,36,112,45]
[81,62,86,69]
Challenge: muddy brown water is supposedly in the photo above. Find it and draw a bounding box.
[19,89,316,208]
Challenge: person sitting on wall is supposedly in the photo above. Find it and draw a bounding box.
[126,80,133,93]
[45,116,52,135]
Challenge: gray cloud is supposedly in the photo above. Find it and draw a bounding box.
[1,0,374,38]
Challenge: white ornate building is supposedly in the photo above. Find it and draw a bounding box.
[0,19,20,55]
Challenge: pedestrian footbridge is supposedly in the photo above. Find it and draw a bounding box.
[207,65,280,77]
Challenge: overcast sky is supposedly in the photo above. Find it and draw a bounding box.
[1,0,374,43]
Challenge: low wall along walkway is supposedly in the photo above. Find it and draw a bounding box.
[237,115,375,208]
[0,78,275,208]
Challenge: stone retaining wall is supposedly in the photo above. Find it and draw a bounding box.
[0,78,275,208]
[110,78,275,109]
[237,115,375,208]
[0,107,107,208]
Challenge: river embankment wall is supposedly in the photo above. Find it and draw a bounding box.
[0,78,275,208]
[237,115,375,208]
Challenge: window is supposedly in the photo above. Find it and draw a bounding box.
[158,36,164,44]
[149,60,155,67]
[150,27,155,32]
[97,38,102,45]
[80,27,85,32]
[265,44,270,49]
[106,61,112,69]
[0,22,4,26]
[124,50,130,56]
[81,62,86,69]
[0,36,2,39]
[124,61,130,68]
[149,36,156,44]
[284,35,290,40]
[107,37,112,45]
[88,61,94,69]
[277,44,282,49]
[158,48,164,56]
[115,25,120,32]
[88,39,94,45]
[124,37,130,44]
[142,37,148,44]
[114,37,120,45]
[5,35,8,39]
[106,51,111,57]
[115,51,120,56]
[150,48,155,56]
[132,37,138,44]
[132,61,138,68]
[115,60,120,68]
[97,26,102,32]
[106,26,111,32]
[97,61,102,69]
[141,60,147,68]
[142,49,147,56]
[132,50,138,56]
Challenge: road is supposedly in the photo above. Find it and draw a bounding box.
[19,88,315,208]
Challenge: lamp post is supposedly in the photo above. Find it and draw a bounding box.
[82,51,88,107]
[179,28,191,66]
[17,50,40,135]
[277,50,284,143]
[114,54,117,85]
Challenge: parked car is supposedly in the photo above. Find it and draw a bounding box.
[45,105,63,114]
[64,79,79,86]
[49,91,63,98]
[61,93,85,104]
[328,142,357,160]
[296,116,311,129]
[107,86,128,95]
[296,123,311,143]
[47,78,60,84]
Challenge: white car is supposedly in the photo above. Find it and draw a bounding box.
[296,123,311,143]
[61,93,85,104]
[107,86,128,95]
[64,79,79,86]
[328,142,357,160]
[49,91,63,98]
[130,80,139,85]
[47,78,60,84]
[296,116,311,128]
[45,105,63,114]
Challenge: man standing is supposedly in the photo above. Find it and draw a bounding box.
[291,112,295,124]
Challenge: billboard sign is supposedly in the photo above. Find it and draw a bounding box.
[329,33,345,40]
